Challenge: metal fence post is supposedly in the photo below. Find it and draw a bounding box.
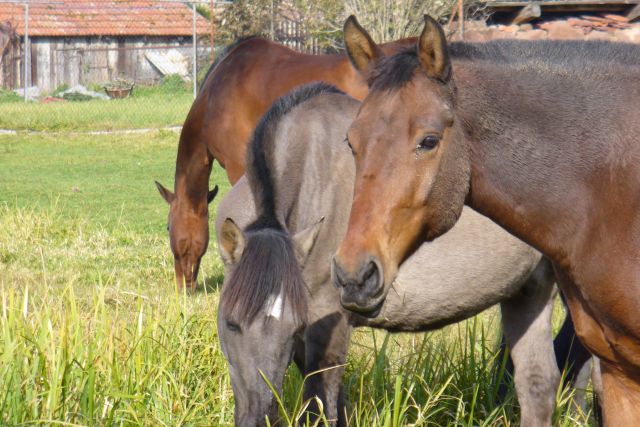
[23,2,29,101]
[192,3,197,99]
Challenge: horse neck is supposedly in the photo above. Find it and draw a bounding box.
[298,54,368,100]
[452,60,636,266]
[269,95,359,287]
[174,114,212,211]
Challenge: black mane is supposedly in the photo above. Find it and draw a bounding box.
[221,83,343,325]
[368,47,422,91]
[220,228,306,326]
[246,83,343,230]
[369,39,640,91]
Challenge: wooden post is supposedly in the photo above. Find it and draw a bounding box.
[513,3,542,24]
[628,3,640,22]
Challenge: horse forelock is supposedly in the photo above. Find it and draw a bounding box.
[368,47,421,91]
[368,47,456,96]
[220,228,307,326]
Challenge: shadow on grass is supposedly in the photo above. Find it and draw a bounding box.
[198,272,225,294]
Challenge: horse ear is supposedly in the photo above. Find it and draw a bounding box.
[207,185,219,204]
[292,217,324,265]
[343,15,383,75]
[417,15,451,82]
[219,218,246,265]
[155,181,175,204]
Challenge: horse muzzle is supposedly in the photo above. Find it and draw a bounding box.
[332,257,386,317]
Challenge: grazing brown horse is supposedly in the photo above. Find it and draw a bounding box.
[332,16,640,425]
[155,36,414,290]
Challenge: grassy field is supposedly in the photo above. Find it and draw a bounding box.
[0,129,595,425]
[0,77,193,132]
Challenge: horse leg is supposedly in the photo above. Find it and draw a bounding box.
[591,357,603,425]
[598,360,640,424]
[570,356,603,426]
[303,311,352,426]
[553,266,640,425]
[497,294,592,407]
[500,258,560,427]
[552,292,601,418]
[553,295,592,385]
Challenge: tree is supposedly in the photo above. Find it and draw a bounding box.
[213,0,458,51]
[216,0,276,45]
[340,0,455,43]
[294,0,458,51]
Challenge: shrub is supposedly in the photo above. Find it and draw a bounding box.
[0,89,22,103]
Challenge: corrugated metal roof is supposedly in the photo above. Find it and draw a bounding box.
[0,1,210,37]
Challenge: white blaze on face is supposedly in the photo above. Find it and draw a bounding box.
[266,293,284,320]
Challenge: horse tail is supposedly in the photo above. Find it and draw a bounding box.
[199,35,258,92]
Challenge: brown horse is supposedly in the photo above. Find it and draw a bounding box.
[155,36,413,290]
[332,16,640,425]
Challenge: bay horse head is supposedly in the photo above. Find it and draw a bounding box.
[217,217,321,426]
[333,16,470,315]
[155,181,219,291]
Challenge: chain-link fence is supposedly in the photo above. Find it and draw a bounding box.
[0,0,215,131]
[0,0,327,132]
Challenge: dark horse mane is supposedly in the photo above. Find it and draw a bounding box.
[369,39,640,91]
[221,83,343,325]
[199,36,258,92]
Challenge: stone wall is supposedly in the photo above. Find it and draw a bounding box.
[454,15,640,43]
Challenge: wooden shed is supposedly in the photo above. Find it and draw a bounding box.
[0,0,210,92]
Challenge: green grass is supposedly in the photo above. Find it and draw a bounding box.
[0,76,194,132]
[0,132,595,425]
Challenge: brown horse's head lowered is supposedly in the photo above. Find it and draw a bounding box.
[333,16,470,315]
[156,181,218,291]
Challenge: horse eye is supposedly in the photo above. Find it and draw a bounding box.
[226,320,242,333]
[417,135,440,151]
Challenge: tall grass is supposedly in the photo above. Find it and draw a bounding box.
[0,133,596,425]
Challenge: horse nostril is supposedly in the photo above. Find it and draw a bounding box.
[362,261,376,281]
[360,260,381,291]
[332,258,347,288]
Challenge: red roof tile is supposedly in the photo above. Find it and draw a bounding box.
[0,1,210,37]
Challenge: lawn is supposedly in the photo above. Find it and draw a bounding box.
[0,131,594,425]
[0,77,194,132]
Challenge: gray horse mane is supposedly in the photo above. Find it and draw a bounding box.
[221,83,343,325]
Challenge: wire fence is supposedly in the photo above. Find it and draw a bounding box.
[0,0,320,132]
